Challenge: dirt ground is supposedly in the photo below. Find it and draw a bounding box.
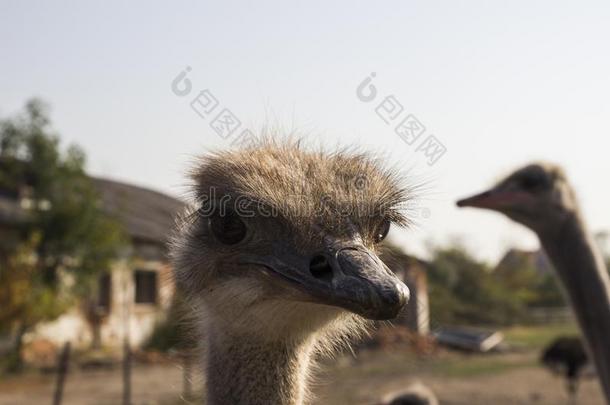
[322,367,604,405]
[0,363,186,405]
[0,350,604,405]
[316,350,605,405]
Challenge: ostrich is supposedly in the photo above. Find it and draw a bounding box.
[456,162,610,403]
[171,141,411,405]
[541,336,589,402]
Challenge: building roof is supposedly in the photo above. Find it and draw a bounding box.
[495,248,553,276]
[378,242,428,280]
[379,241,428,268]
[0,176,184,246]
[92,178,184,245]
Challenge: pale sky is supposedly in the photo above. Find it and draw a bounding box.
[2,0,610,263]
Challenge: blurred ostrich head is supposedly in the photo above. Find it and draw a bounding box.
[457,162,578,235]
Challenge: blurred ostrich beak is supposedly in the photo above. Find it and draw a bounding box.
[456,189,500,209]
[456,187,532,210]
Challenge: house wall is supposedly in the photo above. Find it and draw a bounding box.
[404,265,430,335]
[25,257,174,353]
[390,262,430,335]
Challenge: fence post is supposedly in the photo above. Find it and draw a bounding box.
[122,337,132,405]
[52,341,71,405]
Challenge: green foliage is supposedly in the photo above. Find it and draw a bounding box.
[527,273,565,308]
[144,294,191,352]
[427,244,566,327]
[0,99,125,370]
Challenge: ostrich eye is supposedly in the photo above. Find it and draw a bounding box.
[374,220,391,243]
[208,211,247,245]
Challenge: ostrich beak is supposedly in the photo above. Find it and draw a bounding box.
[323,245,410,320]
[456,187,532,210]
[456,189,499,209]
[239,241,410,320]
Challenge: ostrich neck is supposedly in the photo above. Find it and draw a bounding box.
[539,212,610,403]
[205,327,314,405]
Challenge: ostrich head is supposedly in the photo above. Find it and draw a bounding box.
[172,141,410,344]
[456,162,578,235]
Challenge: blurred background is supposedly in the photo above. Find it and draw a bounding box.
[1,1,609,404]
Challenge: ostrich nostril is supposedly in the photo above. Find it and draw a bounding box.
[309,254,334,281]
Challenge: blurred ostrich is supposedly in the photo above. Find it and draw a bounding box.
[542,336,589,403]
[171,141,411,405]
[379,382,439,405]
[457,163,610,403]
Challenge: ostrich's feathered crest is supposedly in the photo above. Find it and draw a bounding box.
[188,139,412,242]
[497,161,568,186]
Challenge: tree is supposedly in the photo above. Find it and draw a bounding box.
[427,244,529,326]
[426,243,571,327]
[493,253,540,307]
[0,99,125,371]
